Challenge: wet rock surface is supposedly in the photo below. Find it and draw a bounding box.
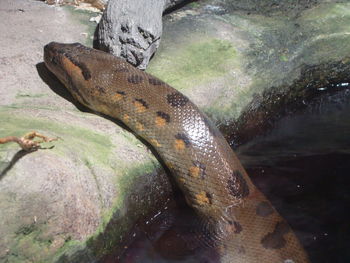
[228,60,350,146]
[146,0,350,145]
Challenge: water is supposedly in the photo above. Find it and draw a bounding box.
[237,89,350,263]
[105,89,350,263]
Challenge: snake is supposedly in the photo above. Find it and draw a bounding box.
[44,42,310,263]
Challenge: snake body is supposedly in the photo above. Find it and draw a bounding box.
[44,42,310,263]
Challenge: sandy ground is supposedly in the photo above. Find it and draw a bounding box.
[0,0,94,107]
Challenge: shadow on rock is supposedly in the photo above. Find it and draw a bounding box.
[0,150,30,179]
[36,62,90,113]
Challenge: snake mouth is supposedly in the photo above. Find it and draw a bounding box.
[43,42,66,77]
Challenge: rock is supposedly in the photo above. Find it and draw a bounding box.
[97,0,165,69]
[164,0,189,11]
[84,0,107,10]
[97,0,188,69]
[146,0,350,145]
[45,0,107,11]
[0,1,172,262]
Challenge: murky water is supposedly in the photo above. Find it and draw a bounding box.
[238,89,350,263]
[105,89,350,263]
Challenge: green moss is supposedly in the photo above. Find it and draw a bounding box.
[300,3,350,25]
[0,106,161,261]
[147,38,238,90]
[3,104,61,112]
[15,93,47,99]
[99,160,158,230]
[297,3,350,63]
[204,87,253,123]
[15,224,38,236]
[0,107,111,166]
[86,160,159,258]
[10,222,54,263]
[52,240,86,263]
[63,5,98,46]
[50,160,159,262]
[189,2,200,8]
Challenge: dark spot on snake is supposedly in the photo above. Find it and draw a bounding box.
[75,43,92,52]
[175,133,191,147]
[149,77,163,85]
[233,221,242,234]
[227,170,250,199]
[79,66,91,80]
[167,92,189,107]
[65,53,91,80]
[156,111,170,122]
[96,85,106,94]
[117,90,126,96]
[256,201,274,217]
[206,192,213,204]
[134,98,149,109]
[115,67,129,73]
[261,221,290,249]
[127,74,143,84]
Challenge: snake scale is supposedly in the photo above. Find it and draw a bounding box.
[44,42,310,263]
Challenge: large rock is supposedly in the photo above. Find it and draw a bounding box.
[97,0,187,69]
[0,1,172,262]
[146,0,350,145]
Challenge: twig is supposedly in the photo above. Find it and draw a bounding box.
[0,131,59,151]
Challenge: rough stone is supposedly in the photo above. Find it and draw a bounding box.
[97,0,165,69]
[164,0,189,11]
[97,0,188,69]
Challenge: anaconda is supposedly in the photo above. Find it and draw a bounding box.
[44,42,310,263]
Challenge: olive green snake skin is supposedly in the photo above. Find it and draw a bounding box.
[44,42,310,263]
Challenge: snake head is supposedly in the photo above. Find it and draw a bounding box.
[44,42,97,105]
[45,42,114,105]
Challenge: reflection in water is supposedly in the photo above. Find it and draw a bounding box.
[108,89,350,263]
[237,89,350,263]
